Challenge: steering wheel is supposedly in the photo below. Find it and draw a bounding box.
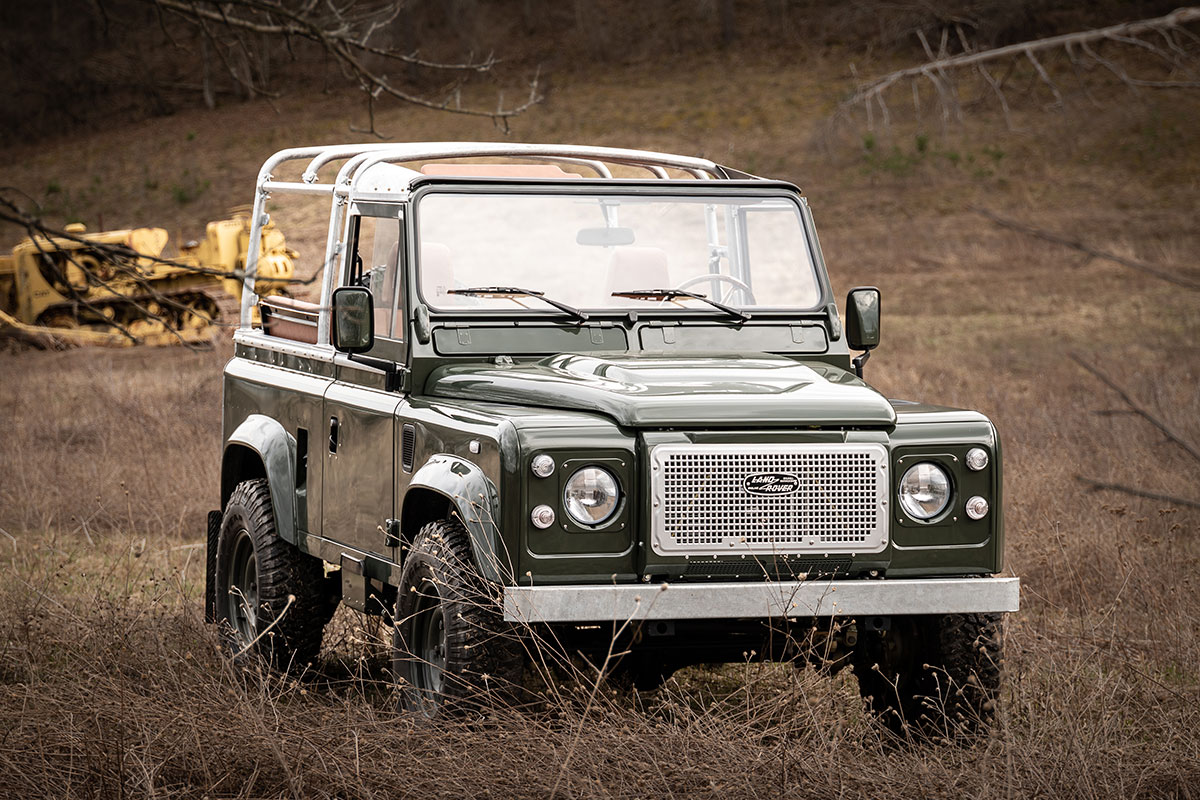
[674,273,756,305]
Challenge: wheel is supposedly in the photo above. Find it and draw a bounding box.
[674,272,756,304]
[852,613,1003,741]
[610,655,676,692]
[215,479,337,670]
[393,518,524,716]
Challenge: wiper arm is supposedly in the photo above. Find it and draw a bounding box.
[447,286,589,322]
[611,289,751,322]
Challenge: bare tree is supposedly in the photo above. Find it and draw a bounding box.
[127,0,543,134]
[836,7,1200,131]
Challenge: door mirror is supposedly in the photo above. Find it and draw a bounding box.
[332,286,374,354]
[846,286,881,351]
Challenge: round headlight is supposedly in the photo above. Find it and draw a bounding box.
[965,447,989,471]
[563,467,620,526]
[898,462,951,520]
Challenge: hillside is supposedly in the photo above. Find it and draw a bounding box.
[1,43,1199,797]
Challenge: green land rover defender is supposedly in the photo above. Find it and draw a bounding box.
[206,143,1019,737]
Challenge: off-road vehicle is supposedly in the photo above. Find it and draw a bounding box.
[206,142,1019,736]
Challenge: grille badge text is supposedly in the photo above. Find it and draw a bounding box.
[743,472,800,496]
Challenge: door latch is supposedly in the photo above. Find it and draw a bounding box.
[328,416,340,454]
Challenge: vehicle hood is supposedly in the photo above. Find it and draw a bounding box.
[425,353,897,428]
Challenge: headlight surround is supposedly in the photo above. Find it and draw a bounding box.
[898,462,952,520]
[563,466,620,526]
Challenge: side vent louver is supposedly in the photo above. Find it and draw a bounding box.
[401,424,416,473]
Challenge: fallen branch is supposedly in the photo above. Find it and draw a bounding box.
[839,7,1200,127]
[974,206,1200,290]
[1076,476,1200,510]
[1070,353,1200,465]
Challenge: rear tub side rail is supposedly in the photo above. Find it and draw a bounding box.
[503,576,1020,623]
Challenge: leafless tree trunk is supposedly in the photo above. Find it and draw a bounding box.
[836,7,1200,130]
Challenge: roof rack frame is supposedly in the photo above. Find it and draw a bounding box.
[238,143,747,334]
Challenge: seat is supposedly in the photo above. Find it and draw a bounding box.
[371,239,402,338]
[260,295,319,344]
[604,246,670,304]
[421,242,459,305]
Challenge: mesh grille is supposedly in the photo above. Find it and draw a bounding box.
[650,444,888,556]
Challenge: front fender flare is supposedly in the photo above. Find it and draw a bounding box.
[222,414,297,545]
[407,455,507,584]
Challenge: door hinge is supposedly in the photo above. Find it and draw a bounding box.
[383,518,402,549]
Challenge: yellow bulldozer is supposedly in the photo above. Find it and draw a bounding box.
[0,210,296,346]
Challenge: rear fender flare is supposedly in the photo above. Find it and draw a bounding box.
[222,414,297,545]
[406,455,507,584]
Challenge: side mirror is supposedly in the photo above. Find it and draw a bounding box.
[845,286,881,378]
[331,286,374,354]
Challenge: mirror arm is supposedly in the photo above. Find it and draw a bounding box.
[852,348,871,379]
[348,353,405,392]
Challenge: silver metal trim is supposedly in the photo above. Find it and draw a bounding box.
[232,328,335,361]
[503,576,1020,622]
[650,443,889,557]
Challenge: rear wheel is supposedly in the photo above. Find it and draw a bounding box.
[215,479,337,670]
[853,613,1003,741]
[393,518,524,716]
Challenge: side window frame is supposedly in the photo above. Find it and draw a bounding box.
[345,204,408,362]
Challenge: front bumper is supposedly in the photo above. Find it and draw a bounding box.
[503,576,1020,623]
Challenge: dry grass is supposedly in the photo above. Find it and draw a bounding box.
[2,50,1200,798]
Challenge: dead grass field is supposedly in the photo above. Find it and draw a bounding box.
[1,50,1199,798]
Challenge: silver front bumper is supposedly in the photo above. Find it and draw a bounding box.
[503,576,1020,623]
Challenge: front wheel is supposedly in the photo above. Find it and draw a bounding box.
[393,518,524,716]
[853,613,1004,741]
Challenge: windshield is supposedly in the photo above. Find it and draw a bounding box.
[415,191,822,313]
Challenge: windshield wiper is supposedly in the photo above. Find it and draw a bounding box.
[611,289,751,322]
[447,286,589,322]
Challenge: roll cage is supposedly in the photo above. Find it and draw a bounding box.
[237,143,784,346]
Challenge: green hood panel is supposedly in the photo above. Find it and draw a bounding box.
[426,353,897,428]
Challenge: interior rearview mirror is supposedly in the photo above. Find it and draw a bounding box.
[576,226,635,246]
[846,286,881,351]
[332,286,374,354]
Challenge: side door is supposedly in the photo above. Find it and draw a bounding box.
[322,209,407,559]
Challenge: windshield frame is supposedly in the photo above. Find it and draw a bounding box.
[407,179,831,321]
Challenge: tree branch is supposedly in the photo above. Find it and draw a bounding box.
[1069,353,1200,466]
[1076,476,1200,510]
[973,206,1200,291]
[144,0,543,123]
[838,7,1200,124]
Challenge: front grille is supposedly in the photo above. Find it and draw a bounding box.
[650,444,888,556]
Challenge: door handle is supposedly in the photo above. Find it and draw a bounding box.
[329,416,340,454]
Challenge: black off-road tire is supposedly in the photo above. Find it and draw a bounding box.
[853,612,1003,741]
[393,518,525,716]
[609,655,677,693]
[215,479,338,670]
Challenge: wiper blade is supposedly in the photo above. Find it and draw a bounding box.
[611,288,751,322]
[447,286,589,322]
